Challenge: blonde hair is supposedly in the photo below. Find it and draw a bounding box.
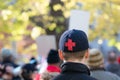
[40,71,59,80]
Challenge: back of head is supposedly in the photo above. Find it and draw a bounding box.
[59,29,89,61]
[21,63,37,80]
[29,57,38,66]
[47,49,60,64]
[1,48,13,62]
[87,49,104,69]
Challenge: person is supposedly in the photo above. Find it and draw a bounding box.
[0,48,21,80]
[53,29,96,80]
[1,48,18,68]
[21,63,38,80]
[46,49,61,73]
[35,49,61,80]
[1,64,14,80]
[87,49,120,80]
[105,51,120,76]
[29,57,38,66]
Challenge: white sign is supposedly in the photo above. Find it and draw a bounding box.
[69,10,90,35]
[36,35,56,58]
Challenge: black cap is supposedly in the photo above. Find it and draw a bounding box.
[47,49,60,64]
[22,63,37,73]
[59,29,89,53]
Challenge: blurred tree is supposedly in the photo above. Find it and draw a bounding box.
[0,0,120,51]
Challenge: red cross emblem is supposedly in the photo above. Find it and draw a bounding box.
[65,39,76,51]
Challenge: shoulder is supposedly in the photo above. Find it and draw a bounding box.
[110,73,120,80]
[52,74,97,80]
[82,74,97,80]
[104,71,120,80]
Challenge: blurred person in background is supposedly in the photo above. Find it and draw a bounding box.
[88,49,120,80]
[0,48,18,68]
[29,57,38,66]
[9,57,39,80]
[46,49,61,73]
[21,63,38,80]
[0,48,21,80]
[105,51,120,76]
[1,64,14,80]
[35,49,61,80]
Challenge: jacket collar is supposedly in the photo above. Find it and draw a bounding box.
[61,62,90,75]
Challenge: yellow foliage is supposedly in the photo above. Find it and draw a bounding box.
[48,23,56,31]
[53,4,62,11]
[0,0,120,48]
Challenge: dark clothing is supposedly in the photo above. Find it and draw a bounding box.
[1,61,21,80]
[53,62,97,80]
[2,61,18,68]
[90,68,120,80]
[106,63,120,77]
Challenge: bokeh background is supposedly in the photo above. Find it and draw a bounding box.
[0,0,120,62]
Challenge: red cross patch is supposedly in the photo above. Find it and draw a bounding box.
[65,39,76,51]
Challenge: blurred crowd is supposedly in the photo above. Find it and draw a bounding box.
[0,30,120,80]
[0,47,120,80]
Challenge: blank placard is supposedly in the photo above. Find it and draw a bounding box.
[69,10,90,36]
[36,35,56,58]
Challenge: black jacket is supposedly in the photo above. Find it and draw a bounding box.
[53,62,97,80]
